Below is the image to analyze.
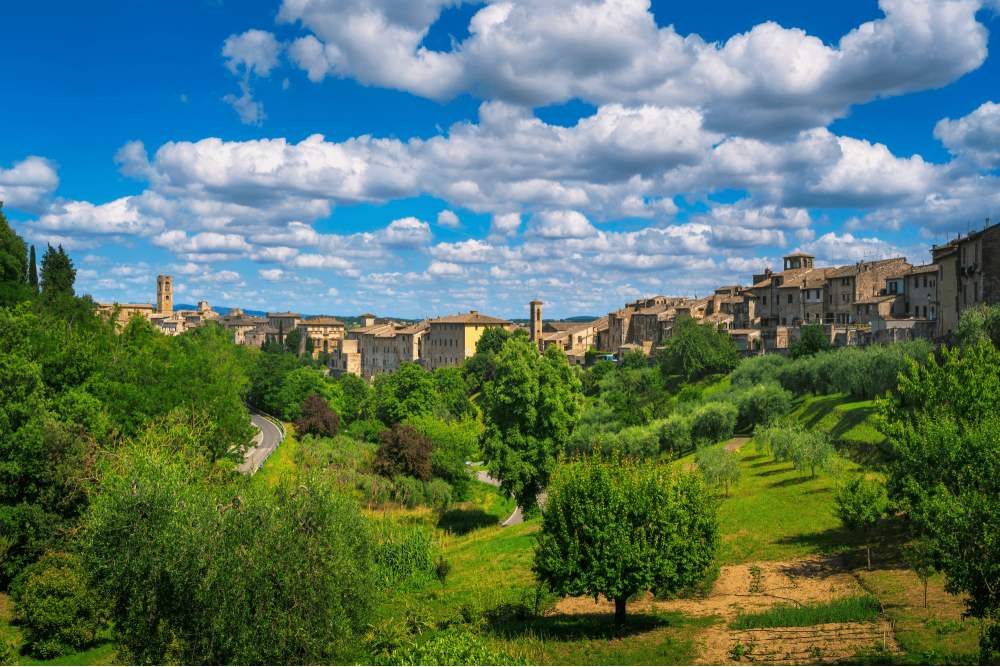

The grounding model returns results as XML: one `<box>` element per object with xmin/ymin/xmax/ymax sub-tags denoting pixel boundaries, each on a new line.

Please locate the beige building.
<box><xmin>267</xmin><ymin>311</ymin><xmax>301</xmax><ymax>332</ymax></box>
<box><xmin>329</xmin><ymin>339</ymin><xmax>362</xmax><ymax>378</ymax></box>
<box><xmin>932</xmin><ymin>221</ymin><xmax>1000</xmax><ymax>336</ymax></box>
<box><xmin>297</xmin><ymin>317</ymin><xmax>346</xmax><ymax>356</ymax></box>
<box><xmin>424</xmin><ymin>311</ymin><xmax>513</xmax><ymax>371</ymax></box>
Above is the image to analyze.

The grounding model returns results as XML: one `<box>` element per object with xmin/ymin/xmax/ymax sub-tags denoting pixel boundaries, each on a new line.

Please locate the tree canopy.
<box><xmin>534</xmin><ymin>451</ymin><xmax>719</xmax><ymax>625</ymax></box>
<box><xmin>789</xmin><ymin>322</ymin><xmax>831</xmax><ymax>360</ymax></box>
<box><xmin>481</xmin><ymin>339</ymin><xmax>583</xmax><ymax>513</ymax></box>
<box><xmin>39</xmin><ymin>244</ymin><xmax>76</xmax><ymax>298</ymax></box>
<box><xmin>656</xmin><ymin>317</ymin><xmax>739</xmax><ymax>381</ymax></box>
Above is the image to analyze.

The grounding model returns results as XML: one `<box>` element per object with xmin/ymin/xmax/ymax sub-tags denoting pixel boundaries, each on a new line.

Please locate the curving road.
<box><xmin>239</xmin><ymin>413</ymin><xmax>283</xmax><ymax>474</ymax></box>
<box><xmin>475</xmin><ymin>469</ymin><xmax>546</xmax><ymax>527</ymax></box>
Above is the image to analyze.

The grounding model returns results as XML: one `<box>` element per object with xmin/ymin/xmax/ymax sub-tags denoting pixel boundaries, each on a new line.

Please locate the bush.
<box><xmin>608</xmin><ymin>424</ymin><xmax>660</xmax><ymax>458</ymax></box>
<box><xmin>13</xmin><ymin>551</ymin><xmax>108</xmax><ymax>658</ymax></box>
<box><xmin>347</xmin><ymin>417</ymin><xmax>389</xmax><ymax>444</ymax></box>
<box><xmin>392</xmin><ymin>630</ymin><xmax>528</xmax><ymax>666</ymax></box>
<box><xmin>294</xmin><ymin>393</ymin><xmax>341</xmax><ymax>438</ymax></box>
<box><xmin>373</xmin><ymin>424</ymin><xmax>434</xmax><ymax>482</ymax></box>
<box><xmin>695</xmin><ymin>445</ymin><xmax>741</xmax><ymax>497</ymax></box>
<box><xmin>735</xmin><ymin>382</ymin><xmax>791</xmax><ymax>428</ymax></box>
<box><xmin>730</xmin><ymin>353</ymin><xmax>789</xmax><ymax>387</ymax></box>
<box><xmin>371</xmin><ymin>524</ymin><xmax>433</xmax><ymax>590</ymax></box>
<box><xmin>690</xmin><ymin>402</ymin><xmax>738</xmax><ymax>443</ymax></box>
<box><xmin>657</xmin><ymin>414</ymin><xmax>692</xmax><ymax>458</ymax></box>
<box><xmin>621</xmin><ymin>347</ymin><xmax>648</xmax><ymax>371</ymax></box>
<box><xmin>675</xmin><ymin>384</ymin><xmax>703</xmax><ymax>403</ymax></box>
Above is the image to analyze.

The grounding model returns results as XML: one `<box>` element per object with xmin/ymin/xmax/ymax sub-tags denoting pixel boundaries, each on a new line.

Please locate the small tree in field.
<box><xmin>835</xmin><ymin>476</ymin><xmax>889</xmax><ymax>570</ymax></box>
<box><xmin>787</xmin><ymin>429</ymin><xmax>835</xmax><ymax>478</ymax></box>
<box><xmin>534</xmin><ymin>450</ymin><xmax>719</xmax><ymax>626</ymax></box>
<box><xmin>294</xmin><ymin>393</ymin><xmax>341</xmax><ymax>438</ymax></box>
<box><xmin>695</xmin><ymin>445</ymin><xmax>741</xmax><ymax>498</ymax></box>
<box><xmin>903</xmin><ymin>537</ymin><xmax>937</xmax><ymax>609</ymax></box>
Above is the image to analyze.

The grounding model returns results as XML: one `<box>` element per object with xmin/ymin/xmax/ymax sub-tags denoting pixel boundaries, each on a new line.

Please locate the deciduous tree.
<box><xmin>835</xmin><ymin>476</ymin><xmax>889</xmax><ymax>570</ymax></box>
<box><xmin>373</xmin><ymin>424</ymin><xmax>434</xmax><ymax>482</ymax></box>
<box><xmin>294</xmin><ymin>393</ymin><xmax>341</xmax><ymax>438</ymax></box>
<box><xmin>534</xmin><ymin>451</ymin><xmax>719</xmax><ymax>626</ymax></box>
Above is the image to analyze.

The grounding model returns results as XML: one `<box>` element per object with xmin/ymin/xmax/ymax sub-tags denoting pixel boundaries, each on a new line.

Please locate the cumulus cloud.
<box><xmin>437</xmin><ymin>209</ymin><xmax>461</xmax><ymax>228</ymax></box>
<box><xmin>0</xmin><ymin>156</ymin><xmax>60</xmax><ymax>213</ymax></box>
<box><xmin>935</xmin><ymin>101</ymin><xmax>1000</xmax><ymax>169</ymax></box>
<box><xmin>221</xmin><ymin>30</ymin><xmax>282</xmax><ymax>126</ymax></box>
<box><xmin>528</xmin><ymin>210</ymin><xmax>598</xmax><ymax>239</ymax></box>
<box><xmin>487</xmin><ymin>213</ymin><xmax>520</xmax><ymax>242</ymax></box>
<box><xmin>150</xmin><ymin>231</ymin><xmax>252</xmax><ymax>262</ymax></box>
<box><xmin>275</xmin><ymin>0</ymin><xmax>990</xmax><ymax>136</ymax></box>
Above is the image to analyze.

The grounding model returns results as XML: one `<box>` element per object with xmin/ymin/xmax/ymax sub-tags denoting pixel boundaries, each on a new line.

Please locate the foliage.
<box><xmin>294</xmin><ymin>392</ymin><xmax>342</xmax><ymax>438</ymax></box>
<box><xmin>657</xmin><ymin>413</ymin><xmax>693</xmax><ymax>459</ymax></box>
<box><xmin>621</xmin><ymin>347</ymin><xmax>648</xmax><ymax>370</ymax></box>
<box><xmin>786</xmin><ymin>428</ymin><xmax>835</xmax><ymax>479</ymax></box>
<box><xmin>475</xmin><ymin>326</ymin><xmax>513</xmax><ymax>357</ymax></box>
<box><xmin>878</xmin><ymin>343</ymin><xmax>1000</xmax><ymax>657</ymax></box>
<box><xmin>481</xmin><ymin>339</ymin><xmax>583</xmax><ymax>514</ymax></box>
<box><xmin>374</xmin><ymin>424</ymin><xmax>435</xmax><ymax>483</ymax></box>
<box><xmin>369</xmin><ymin>362</ymin><xmax>439</xmax><ymax>427</ymax></box>
<box><xmin>435</xmin><ymin>556</ymin><xmax>452</xmax><ymax>589</ymax></box>
<box><xmin>605</xmin><ymin>424</ymin><xmax>660</xmax><ymax>458</ymax></box>
<box><xmin>372</xmin><ymin>523</ymin><xmax>433</xmax><ymax>589</ymax></box>
<box><xmin>534</xmin><ymin>450</ymin><xmax>719</xmax><ymax>626</ymax></box>
<box><xmin>689</xmin><ymin>401</ymin><xmax>738</xmax><ymax>444</ymax></box>
<box><xmin>433</xmin><ymin>366</ymin><xmax>475</xmax><ymax>418</ymax></box>
<box><xmin>284</xmin><ymin>326</ymin><xmax>302</xmax><ymax>352</ymax></box>
<box><xmin>715</xmin><ymin>381</ymin><xmax>792</xmax><ymax>428</ymax></box>
<box><xmin>337</xmin><ymin>373</ymin><xmax>370</xmax><ymax>424</ymax></box>
<box><xmin>584</xmin><ymin>347</ymin><xmax>600</xmax><ymax>364</ymax></box>
<box><xmin>835</xmin><ymin>476</ymin><xmax>889</xmax><ymax>569</ymax></box>
<box><xmin>39</xmin><ymin>244</ymin><xmax>76</xmax><ymax>298</ymax></box>
<box><xmin>83</xmin><ymin>439</ymin><xmax>378</xmax><ymax>665</ymax></box>
<box><xmin>250</xmin><ymin>351</ymin><xmax>340</xmax><ymax>421</ymax></box>
<box><xmin>695</xmin><ymin>445</ymin><xmax>741</xmax><ymax>497</ymax></box>
<box><xmin>564</xmin><ymin>399</ymin><xmax>622</xmax><ymax>455</ymax></box>
<box><xmin>789</xmin><ymin>323</ymin><xmax>831</xmax><ymax>360</ymax></box>
<box><xmin>406</xmin><ymin>412</ymin><xmax>479</xmax><ymax>500</ymax></box>
<box><xmin>0</xmin><ymin>202</ymin><xmax>28</xmax><ymax>287</ymax></box>
<box><xmin>656</xmin><ymin>317</ymin><xmax>739</xmax><ymax>381</ymax></box>
<box><xmin>588</xmin><ymin>359</ymin><xmax>616</xmax><ymax>387</ymax></box>
<box><xmin>903</xmin><ymin>537</ymin><xmax>937</xmax><ymax>608</ymax></box>
<box><xmin>729</xmin><ymin>595</ymin><xmax>879</xmax><ymax>629</ymax></box>
<box><xmin>953</xmin><ymin>303</ymin><xmax>1000</xmax><ymax>351</ymax></box>
<box><xmin>392</xmin><ymin>630</ymin><xmax>529</xmax><ymax>666</ymax></box>
<box><xmin>12</xmin><ymin>551</ymin><xmax>109</xmax><ymax>658</ymax></box>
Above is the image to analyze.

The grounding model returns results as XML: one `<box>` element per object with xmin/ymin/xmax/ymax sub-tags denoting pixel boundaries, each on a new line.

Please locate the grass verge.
<box><xmin>729</xmin><ymin>595</ymin><xmax>879</xmax><ymax>630</ymax></box>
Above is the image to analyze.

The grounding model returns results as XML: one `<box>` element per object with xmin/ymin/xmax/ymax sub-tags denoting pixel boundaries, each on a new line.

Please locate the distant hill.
<box><xmin>174</xmin><ymin>304</ymin><xmax>421</xmax><ymax>325</ymax></box>
<box><xmin>564</xmin><ymin>316</ymin><xmax>598</xmax><ymax>322</ymax></box>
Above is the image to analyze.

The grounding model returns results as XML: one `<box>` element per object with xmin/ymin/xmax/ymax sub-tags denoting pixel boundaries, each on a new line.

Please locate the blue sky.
<box><xmin>2</xmin><ymin>0</ymin><xmax>999</xmax><ymax>319</ymax></box>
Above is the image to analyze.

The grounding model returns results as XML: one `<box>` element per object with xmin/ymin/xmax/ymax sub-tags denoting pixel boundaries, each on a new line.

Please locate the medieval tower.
<box><xmin>157</xmin><ymin>275</ymin><xmax>173</xmax><ymax>314</ymax></box>
<box><xmin>529</xmin><ymin>298</ymin><xmax>542</xmax><ymax>349</ymax></box>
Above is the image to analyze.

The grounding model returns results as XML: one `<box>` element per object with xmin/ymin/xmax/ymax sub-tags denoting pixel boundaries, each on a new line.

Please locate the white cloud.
<box><xmin>33</xmin><ymin>197</ymin><xmax>165</xmax><ymax>237</ymax></box>
<box><xmin>437</xmin><ymin>209</ymin><xmax>461</xmax><ymax>228</ymax></box>
<box><xmin>150</xmin><ymin>231</ymin><xmax>252</xmax><ymax>262</ymax></box>
<box><xmin>326</xmin><ymin>286</ymin><xmax>339</xmax><ymax>296</ymax></box>
<box><xmin>276</xmin><ymin>0</ymin><xmax>990</xmax><ymax>136</ymax></box>
<box><xmin>223</xmin><ymin>81</ymin><xmax>267</xmax><ymax>126</ymax></box>
<box><xmin>222</xmin><ymin>29</ymin><xmax>282</xmax><ymax>78</ymax></box>
<box><xmin>258</xmin><ymin>268</ymin><xmax>296</xmax><ymax>282</ymax></box>
<box><xmin>528</xmin><ymin>210</ymin><xmax>598</xmax><ymax>239</ymax></box>
<box><xmin>0</xmin><ymin>156</ymin><xmax>60</xmax><ymax>213</ymax></box>
<box><xmin>487</xmin><ymin>212</ymin><xmax>520</xmax><ymax>242</ymax></box>
<box><xmin>935</xmin><ymin>101</ymin><xmax>1000</xmax><ymax>169</ymax></box>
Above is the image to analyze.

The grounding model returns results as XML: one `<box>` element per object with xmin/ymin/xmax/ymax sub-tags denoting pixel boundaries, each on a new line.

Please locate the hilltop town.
<box><xmin>98</xmin><ymin>219</ymin><xmax>998</xmax><ymax>379</ymax></box>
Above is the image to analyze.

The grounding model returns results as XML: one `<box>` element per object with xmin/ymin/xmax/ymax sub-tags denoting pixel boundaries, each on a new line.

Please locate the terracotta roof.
<box><xmin>826</xmin><ymin>258</ymin><xmax>907</xmax><ymax>279</ymax></box>
<box><xmin>431</xmin><ymin>312</ymin><xmax>512</xmax><ymax>325</ymax></box>
<box><xmin>350</xmin><ymin>323</ymin><xmax>396</xmax><ymax>334</ymax></box>
<box><xmin>784</xmin><ymin>252</ymin><xmax>815</xmax><ymax>258</ymax></box>
<box><xmin>855</xmin><ymin>294</ymin><xmax>898</xmax><ymax>305</ymax></box>
<box><xmin>396</xmin><ymin>320</ymin><xmax>430</xmax><ymax>335</ymax></box>
<box><xmin>358</xmin><ymin>313</ymin><xmax>376</xmax><ymax>317</ymax></box>
<box><xmin>544</xmin><ymin>321</ymin><xmax>576</xmax><ymax>331</ymax></box>
<box><xmin>890</xmin><ymin>264</ymin><xmax>940</xmax><ymax>278</ymax></box>
<box><xmin>98</xmin><ymin>302</ymin><xmax>155</xmax><ymax>308</ymax></box>
<box><xmin>636</xmin><ymin>304</ymin><xmax>669</xmax><ymax>315</ymax></box>
<box><xmin>267</xmin><ymin>311</ymin><xmax>301</xmax><ymax>318</ymax></box>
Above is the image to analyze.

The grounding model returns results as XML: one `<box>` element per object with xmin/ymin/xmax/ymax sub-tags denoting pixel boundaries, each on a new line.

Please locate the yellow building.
<box><xmin>425</xmin><ymin>311</ymin><xmax>513</xmax><ymax>371</ymax></box>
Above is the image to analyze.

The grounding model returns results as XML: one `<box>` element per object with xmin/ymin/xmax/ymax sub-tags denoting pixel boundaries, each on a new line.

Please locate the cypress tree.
<box><xmin>29</xmin><ymin>245</ymin><xmax>38</xmax><ymax>290</ymax></box>
<box><xmin>278</xmin><ymin>320</ymin><xmax>284</xmax><ymax>348</ymax></box>
<box><xmin>40</xmin><ymin>244</ymin><xmax>77</xmax><ymax>297</ymax></box>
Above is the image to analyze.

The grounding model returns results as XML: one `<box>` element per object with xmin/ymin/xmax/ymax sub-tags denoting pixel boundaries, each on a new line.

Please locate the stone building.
<box><xmin>225</xmin><ymin>317</ymin><xmax>263</xmax><ymax>345</ymax></box>
<box><xmin>539</xmin><ymin>317</ymin><xmax>606</xmax><ymax>355</ymax></box>
<box><xmin>931</xmin><ymin>221</ymin><xmax>1000</xmax><ymax>336</ymax></box>
<box><xmin>824</xmin><ymin>258</ymin><xmax>910</xmax><ymax>324</ymax></box>
<box><xmin>424</xmin><ymin>311</ymin><xmax>513</xmax><ymax>371</ymax></box>
<box><xmin>156</xmin><ymin>275</ymin><xmax>173</xmax><ymax>313</ymax></box>
<box><xmin>884</xmin><ymin>264</ymin><xmax>940</xmax><ymax>320</ymax></box>
<box><xmin>297</xmin><ymin>317</ymin><xmax>346</xmax><ymax>356</ymax></box>
<box><xmin>267</xmin><ymin>311</ymin><xmax>301</xmax><ymax>332</ymax></box>
<box><xmin>328</xmin><ymin>339</ymin><xmax>362</xmax><ymax>378</ymax></box>
<box><xmin>347</xmin><ymin>322</ymin><xmax>398</xmax><ymax>380</ymax></box>
<box><xmin>529</xmin><ymin>299</ymin><xmax>543</xmax><ymax>350</ymax></box>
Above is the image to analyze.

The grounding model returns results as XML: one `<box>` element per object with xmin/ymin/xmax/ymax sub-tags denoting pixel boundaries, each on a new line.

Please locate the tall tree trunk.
<box><xmin>614</xmin><ymin>596</ymin><xmax>627</xmax><ymax>627</ymax></box>
<box><xmin>867</xmin><ymin>544</ymin><xmax>872</xmax><ymax>570</ymax></box>
<box><xmin>924</xmin><ymin>579</ymin><xmax>928</xmax><ymax>608</ymax></box>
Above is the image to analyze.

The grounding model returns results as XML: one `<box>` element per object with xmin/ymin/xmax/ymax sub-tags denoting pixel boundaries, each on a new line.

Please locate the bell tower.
<box><xmin>529</xmin><ymin>299</ymin><xmax>543</xmax><ymax>350</ymax></box>
<box><xmin>157</xmin><ymin>275</ymin><xmax>173</xmax><ymax>314</ymax></box>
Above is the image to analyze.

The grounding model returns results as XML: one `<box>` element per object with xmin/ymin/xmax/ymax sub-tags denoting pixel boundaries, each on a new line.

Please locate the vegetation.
<box><xmin>729</xmin><ymin>595</ymin><xmax>879</xmax><ymax>630</ymax></box>
<box><xmin>374</xmin><ymin>424</ymin><xmax>435</xmax><ymax>482</ymax></box>
<box><xmin>695</xmin><ymin>445</ymin><xmax>741</xmax><ymax>497</ymax></box>
<box><xmin>294</xmin><ymin>393</ymin><xmax>342</xmax><ymax>438</ymax></box>
<box><xmin>835</xmin><ymin>476</ymin><xmax>890</xmax><ymax>569</ymax></box>
<box><xmin>480</xmin><ymin>339</ymin><xmax>583</xmax><ymax>514</ymax></box>
<box><xmin>656</xmin><ymin>316</ymin><xmax>739</xmax><ymax>380</ymax></box>
<box><xmin>789</xmin><ymin>322</ymin><xmax>831</xmax><ymax>359</ymax></box>
<box><xmin>534</xmin><ymin>451</ymin><xmax>719</xmax><ymax>626</ymax></box>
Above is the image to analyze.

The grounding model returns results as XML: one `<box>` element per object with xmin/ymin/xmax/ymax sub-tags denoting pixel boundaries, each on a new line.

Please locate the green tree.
<box><xmin>835</xmin><ymin>476</ymin><xmax>889</xmax><ymax>570</ymax></box>
<box><xmin>39</xmin><ymin>244</ymin><xmax>76</xmax><ymax>297</ymax></box>
<box><xmin>305</xmin><ymin>335</ymin><xmax>315</xmax><ymax>355</ymax></box>
<box><xmin>787</xmin><ymin>429</ymin><xmax>835</xmax><ymax>479</ymax></box>
<box><xmin>475</xmin><ymin>326</ymin><xmax>512</xmax><ymax>356</ymax></box>
<box><xmin>433</xmin><ymin>366</ymin><xmax>475</xmax><ymax>418</ymax></box>
<box><xmin>695</xmin><ymin>445</ymin><xmax>741</xmax><ymax>498</ymax></box>
<box><xmin>621</xmin><ymin>347</ymin><xmax>648</xmax><ymax>370</ymax></box>
<box><xmin>29</xmin><ymin>244</ymin><xmax>38</xmax><ymax>291</ymax></box>
<box><xmin>284</xmin><ymin>326</ymin><xmax>302</xmax><ymax>353</ymax></box>
<box><xmin>336</xmin><ymin>373</ymin><xmax>370</xmax><ymax>424</ymax></box>
<box><xmin>278</xmin><ymin>320</ymin><xmax>285</xmax><ymax>348</ymax></box>
<box><xmin>657</xmin><ymin>317</ymin><xmax>739</xmax><ymax>381</ymax></box>
<box><xmin>534</xmin><ymin>451</ymin><xmax>719</xmax><ymax>626</ymax></box>
<box><xmin>294</xmin><ymin>393</ymin><xmax>341</xmax><ymax>438</ymax></box>
<box><xmin>83</xmin><ymin>432</ymin><xmax>378</xmax><ymax>665</ymax></box>
<box><xmin>369</xmin><ymin>362</ymin><xmax>438</xmax><ymax>426</ymax></box>
<box><xmin>954</xmin><ymin>303</ymin><xmax>1000</xmax><ymax>351</ymax></box>
<box><xmin>0</xmin><ymin>202</ymin><xmax>28</xmax><ymax>286</ymax></box>
<box><xmin>878</xmin><ymin>343</ymin><xmax>1000</xmax><ymax>662</ymax></box>
<box><xmin>789</xmin><ymin>323</ymin><xmax>831</xmax><ymax>360</ymax></box>
<box><xmin>584</xmin><ymin>347</ymin><xmax>599</xmax><ymax>364</ymax></box>
<box><xmin>12</xmin><ymin>551</ymin><xmax>109</xmax><ymax>658</ymax></box>
<box><xmin>481</xmin><ymin>339</ymin><xmax>583</xmax><ymax>513</ymax></box>
<box><xmin>903</xmin><ymin>537</ymin><xmax>936</xmax><ymax>609</ymax></box>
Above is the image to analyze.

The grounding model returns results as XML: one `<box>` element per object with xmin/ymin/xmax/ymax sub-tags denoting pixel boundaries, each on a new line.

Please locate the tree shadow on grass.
<box><xmin>773</xmin><ymin>524</ymin><xmax>858</xmax><ymax>553</ymax></box>
<box><xmin>436</xmin><ymin>508</ymin><xmax>499</xmax><ymax>535</ymax></box>
<box><xmin>768</xmin><ymin>475</ymin><xmax>813</xmax><ymax>488</ymax></box>
<box><xmin>494</xmin><ymin>609</ymin><xmax>711</xmax><ymax>643</ymax></box>
<box><xmin>757</xmin><ymin>467</ymin><xmax>793</xmax><ymax>477</ymax></box>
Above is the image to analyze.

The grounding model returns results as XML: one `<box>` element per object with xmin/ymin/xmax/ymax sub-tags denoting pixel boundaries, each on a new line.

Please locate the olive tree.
<box><xmin>533</xmin><ymin>451</ymin><xmax>719</xmax><ymax>626</ymax></box>
<box><xmin>695</xmin><ymin>445</ymin><xmax>741</xmax><ymax>498</ymax></box>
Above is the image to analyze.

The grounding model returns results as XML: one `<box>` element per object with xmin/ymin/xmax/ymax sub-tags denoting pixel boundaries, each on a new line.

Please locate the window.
<box><xmin>829</xmin><ymin>295</ymin><xmax>833</xmax><ymax>304</ymax></box>
<box><xmin>762</xmin><ymin>296</ymin><xmax>767</xmax><ymax>305</ymax></box>
<box><xmin>975</xmin><ymin>282</ymin><xmax>979</xmax><ymax>302</ymax></box>
<box><xmin>923</xmin><ymin>275</ymin><xmax>927</xmax><ymax>288</ymax></box>
<box><xmin>788</xmin><ymin>294</ymin><xmax>794</xmax><ymax>304</ymax></box>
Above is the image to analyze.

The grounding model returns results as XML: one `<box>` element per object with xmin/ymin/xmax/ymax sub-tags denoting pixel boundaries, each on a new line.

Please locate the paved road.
<box><xmin>238</xmin><ymin>413</ymin><xmax>283</xmax><ymax>474</ymax></box>
<box><xmin>475</xmin><ymin>470</ymin><xmax>546</xmax><ymax>527</ymax></box>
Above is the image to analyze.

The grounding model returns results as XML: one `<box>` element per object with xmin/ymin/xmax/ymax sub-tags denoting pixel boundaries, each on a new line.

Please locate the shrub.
<box><xmin>730</xmin><ymin>353</ymin><xmax>789</xmax><ymax>387</ymax></box>
<box><xmin>393</xmin><ymin>630</ymin><xmax>528</xmax><ymax>666</ymax></box>
<box><xmin>347</xmin><ymin>417</ymin><xmax>390</xmax><ymax>444</ymax></box>
<box><xmin>657</xmin><ymin>414</ymin><xmax>692</xmax><ymax>458</ymax></box>
<box><xmin>294</xmin><ymin>393</ymin><xmax>341</xmax><ymax>438</ymax></box>
<box><xmin>371</xmin><ymin>524</ymin><xmax>433</xmax><ymax>590</ymax></box>
<box><xmin>695</xmin><ymin>445</ymin><xmax>741</xmax><ymax>497</ymax></box>
<box><xmin>621</xmin><ymin>347</ymin><xmax>648</xmax><ymax>371</ymax></box>
<box><xmin>675</xmin><ymin>384</ymin><xmax>703</xmax><ymax>403</ymax></box>
<box><xmin>690</xmin><ymin>402</ymin><xmax>738</xmax><ymax>444</ymax></box>
<box><xmin>609</xmin><ymin>424</ymin><xmax>660</xmax><ymax>458</ymax></box>
<box><xmin>737</xmin><ymin>382</ymin><xmax>792</xmax><ymax>428</ymax></box>
<box><xmin>835</xmin><ymin>476</ymin><xmax>889</xmax><ymax>569</ymax></box>
<box><xmin>13</xmin><ymin>551</ymin><xmax>108</xmax><ymax>658</ymax></box>
<box><xmin>373</xmin><ymin>424</ymin><xmax>434</xmax><ymax>482</ymax></box>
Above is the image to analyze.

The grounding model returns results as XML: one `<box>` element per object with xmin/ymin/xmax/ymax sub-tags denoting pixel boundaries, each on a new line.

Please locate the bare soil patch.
<box><xmin>552</xmin><ymin>556</ymin><xmax>901</xmax><ymax>664</ymax></box>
